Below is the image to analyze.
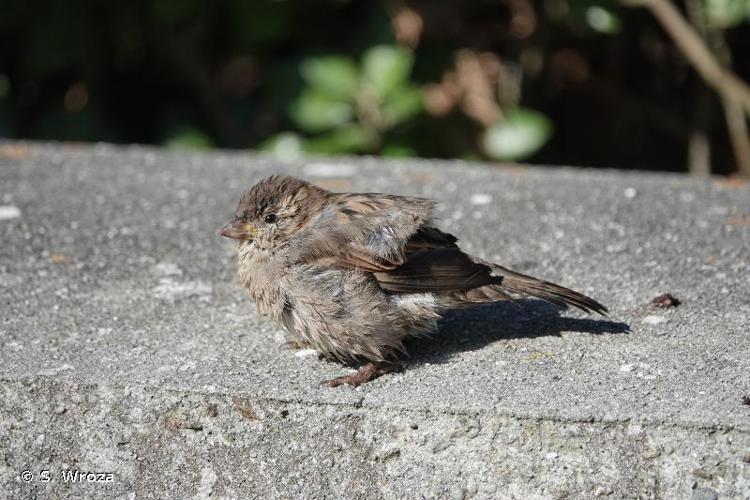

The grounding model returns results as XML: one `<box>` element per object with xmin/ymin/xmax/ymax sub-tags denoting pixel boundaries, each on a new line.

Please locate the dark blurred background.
<box><xmin>1</xmin><ymin>0</ymin><xmax>749</xmax><ymax>175</ymax></box>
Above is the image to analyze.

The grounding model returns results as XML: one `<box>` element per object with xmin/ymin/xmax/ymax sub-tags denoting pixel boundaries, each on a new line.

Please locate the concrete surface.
<box><xmin>1</xmin><ymin>142</ymin><xmax>749</xmax><ymax>499</ymax></box>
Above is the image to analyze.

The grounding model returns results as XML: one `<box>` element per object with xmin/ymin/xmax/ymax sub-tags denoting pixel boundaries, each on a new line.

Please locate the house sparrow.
<box><xmin>220</xmin><ymin>175</ymin><xmax>607</xmax><ymax>387</ymax></box>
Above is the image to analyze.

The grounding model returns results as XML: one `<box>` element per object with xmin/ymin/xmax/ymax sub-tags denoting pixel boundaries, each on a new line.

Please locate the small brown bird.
<box><xmin>220</xmin><ymin>175</ymin><xmax>606</xmax><ymax>387</ymax></box>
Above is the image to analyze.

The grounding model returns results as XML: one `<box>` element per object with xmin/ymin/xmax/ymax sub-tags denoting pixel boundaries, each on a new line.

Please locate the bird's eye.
<box><xmin>264</xmin><ymin>213</ymin><xmax>277</xmax><ymax>224</ymax></box>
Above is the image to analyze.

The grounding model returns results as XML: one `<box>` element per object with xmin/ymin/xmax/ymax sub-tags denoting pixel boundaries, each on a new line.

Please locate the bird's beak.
<box><xmin>219</xmin><ymin>220</ymin><xmax>256</xmax><ymax>240</ymax></box>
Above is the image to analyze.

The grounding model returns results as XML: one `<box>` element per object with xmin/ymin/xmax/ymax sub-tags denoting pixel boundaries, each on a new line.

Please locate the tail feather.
<box><xmin>451</xmin><ymin>285</ymin><xmax>515</xmax><ymax>304</ymax></box>
<box><xmin>491</xmin><ymin>264</ymin><xmax>608</xmax><ymax>315</ymax></box>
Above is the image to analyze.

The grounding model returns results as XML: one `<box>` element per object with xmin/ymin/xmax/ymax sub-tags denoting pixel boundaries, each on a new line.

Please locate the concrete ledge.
<box><xmin>1</xmin><ymin>142</ymin><xmax>749</xmax><ymax>498</ymax></box>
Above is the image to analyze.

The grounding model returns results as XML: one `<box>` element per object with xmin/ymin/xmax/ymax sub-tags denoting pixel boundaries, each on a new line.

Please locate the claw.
<box><xmin>322</xmin><ymin>362</ymin><xmax>400</xmax><ymax>388</ymax></box>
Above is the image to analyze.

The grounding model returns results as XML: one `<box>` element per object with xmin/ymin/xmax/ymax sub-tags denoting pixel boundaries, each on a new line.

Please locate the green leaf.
<box><xmin>305</xmin><ymin>126</ymin><xmax>377</xmax><ymax>154</ymax></box>
<box><xmin>381</xmin><ymin>143</ymin><xmax>417</xmax><ymax>158</ymax></box>
<box><xmin>164</xmin><ymin>127</ymin><xmax>214</xmax><ymax>150</ymax></box>
<box><xmin>290</xmin><ymin>89</ymin><xmax>354</xmax><ymax>133</ymax></box>
<box><xmin>481</xmin><ymin>108</ymin><xmax>553</xmax><ymax>161</ymax></box>
<box><xmin>704</xmin><ymin>0</ymin><xmax>750</xmax><ymax>28</ymax></box>
<box><xmin>300</xmin><ymin>56</ymin><xmax>360</xmax><ymax>100</ymax></box>
<box><xmin>258</xmin><ymin>132</ymin><xmax>305</xmax><ymax>160</ymax></box>
<box><xmin>382</xmin><ymin>85</ymin><xmax>423</xmax><ymax>127</ymax></box>
<box><xmin>361</xmin><ymin>45</ymin><xmax>413</xmax><ymax>99</ymax></box>
<box><xmin>584</xmin><ymin>5</ymin><xmax>622</xmax><ymax>34</ymax></box>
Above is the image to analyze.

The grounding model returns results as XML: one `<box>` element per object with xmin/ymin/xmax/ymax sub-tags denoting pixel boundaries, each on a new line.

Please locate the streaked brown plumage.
<box><xmin>221</xmin><ymin>175</ymin><xmax>607</xmax><ymax>387</ymax></box>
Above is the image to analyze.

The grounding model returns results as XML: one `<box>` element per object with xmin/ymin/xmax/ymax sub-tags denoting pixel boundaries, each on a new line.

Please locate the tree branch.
<box><xmin>624</xmin><ymin>0</ymin><xmax>750</xmax><ymax>116</ymax></box>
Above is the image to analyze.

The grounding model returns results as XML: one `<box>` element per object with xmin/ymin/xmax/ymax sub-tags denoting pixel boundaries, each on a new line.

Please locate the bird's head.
<box><xmin>220</xmin><ymin>175</ymin><xmax>326</xmax><ymax>249</ymax></box>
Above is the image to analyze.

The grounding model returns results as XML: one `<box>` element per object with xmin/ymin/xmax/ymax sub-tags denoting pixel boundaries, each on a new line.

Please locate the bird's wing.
<box><xmin>293</xmin><ymin>198</ymin><xmax>605</xmax><ymax>313</ymax></box>
<box><xmin>375</xmin><ymin>231</ymin><xmax>607</xmax><ymax>313</ymax></box>
<box><xmin>290</xmin><ymin>192</ymin><xmax>503</xmax><ymax>292</ymax></box>
<box><xmin>291</xmin><ymin>192</ymin><xmax>435</xmax><ymax>271</ymax></box>
<box><xmin>370</xmin><ymin>225</ymin><xmax>503</xmax><ymax>292</ymax></box>
<box><xmin>290</xmin><ymin>191</ymin><xmax>501</xmax><ymax>292</ymax></box>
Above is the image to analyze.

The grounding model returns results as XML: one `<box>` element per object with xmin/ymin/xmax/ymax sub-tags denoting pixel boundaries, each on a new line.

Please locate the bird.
<box><xmin>220</xmin><ymin>175</ymin><xmax>607</xmax><ymax>387</ymax></box>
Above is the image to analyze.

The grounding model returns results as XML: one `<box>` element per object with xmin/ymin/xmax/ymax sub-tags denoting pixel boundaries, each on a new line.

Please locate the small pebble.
<box><xmin>303</xmin><ymin>162</ymin><xmax>356</xmax><ymax>177</ymax></box>
<box><xmin>643</xmin><ymin>315</ymin><xmax>668</xmax><ymax>325</ymax></box>
<box><xmin>294</xmin><ymin>349</ymin><xmax>318</xmax><ymax>358</ymax></box>
<box><xmin>469</xmin><ymin>193</ymin><xmax>492</xmax><ymax>205</ymax></box>
<box><xmin>651</xmin><ymin>293</ymin><xmax>680</xmax><ymax>308</ymax></box>
<box><xmin>0</xmin><ymin>205</ymin><xmax>21</xmax><ymax>220</ymax></box>
<box><xmin>449</xmin><ymin>485</ymin><xmax>466</xmax><ymax>500</ymax></box>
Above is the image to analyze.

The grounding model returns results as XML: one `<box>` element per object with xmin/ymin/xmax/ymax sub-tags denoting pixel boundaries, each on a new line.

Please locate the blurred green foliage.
<box><xmin>704</xmin><ymin>0</ymin><xmax>750</xmax><ymax>28</ymax></box>
<box><xmin>482</xmin><ymin>109</ymin><xmax>554</xmax><ymax>161</ymax></box>
<box><xmin>264</xmin><ymin>45</ymin><xmax>422</xmax><ymax>157</ymax></box>
<box><xmin>0</xmin><ymin>0</ymin><xmax>748</xmax><ymax>171</ymax></box>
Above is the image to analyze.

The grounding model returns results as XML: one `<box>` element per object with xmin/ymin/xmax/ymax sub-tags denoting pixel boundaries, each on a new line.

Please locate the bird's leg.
<box><xmin>323</xmin><ymin>362</ymin><xmax>400</xmax><ymax>388</ymax></box>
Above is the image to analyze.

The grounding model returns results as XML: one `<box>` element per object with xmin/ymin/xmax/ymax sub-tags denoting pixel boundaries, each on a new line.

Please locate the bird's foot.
<box><xmin>323</xmin><ymin>362</ymin><xmax>401</xmax><ymax>388</ymax></box>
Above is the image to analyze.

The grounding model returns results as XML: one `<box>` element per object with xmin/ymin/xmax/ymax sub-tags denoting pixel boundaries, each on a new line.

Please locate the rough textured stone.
<box><xmin>1</xmin><ymin>142</ymin><xmax>749</xmax><ymax>498</ymax></box>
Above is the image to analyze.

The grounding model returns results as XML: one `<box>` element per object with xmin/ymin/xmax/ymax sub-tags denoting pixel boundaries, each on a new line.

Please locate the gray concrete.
<box><xmin>1</xmin><ymin>142</ymin><xmax>749</xmax><ymax>499</ymax></box>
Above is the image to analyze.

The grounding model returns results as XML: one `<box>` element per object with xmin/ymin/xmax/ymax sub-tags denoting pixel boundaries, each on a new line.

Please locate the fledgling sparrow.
<box><xmin>220</xmin><ymin>175</ymin><xmax>607</xmax><ymax>387</ymax></box>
